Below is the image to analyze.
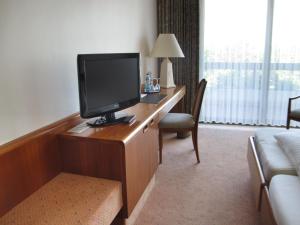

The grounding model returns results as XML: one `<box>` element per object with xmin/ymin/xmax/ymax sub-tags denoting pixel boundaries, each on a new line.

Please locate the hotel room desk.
<box><xmin>59</xmin><ymin>86</ymin><xmax>185</xmax><ymax>218</ymax></box>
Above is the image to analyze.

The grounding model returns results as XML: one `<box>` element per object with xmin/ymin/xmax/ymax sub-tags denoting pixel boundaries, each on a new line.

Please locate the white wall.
<box><xmin>0</xmin><ymin>0</ymin><xmax>157</xmax><ymax>145</ymax></box>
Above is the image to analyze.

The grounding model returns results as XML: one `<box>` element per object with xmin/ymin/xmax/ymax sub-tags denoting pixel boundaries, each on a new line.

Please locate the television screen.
<box><xmin>77</xmin><ymin>53</ymin><xmax>140</xmax><ymax>118</ymax></box>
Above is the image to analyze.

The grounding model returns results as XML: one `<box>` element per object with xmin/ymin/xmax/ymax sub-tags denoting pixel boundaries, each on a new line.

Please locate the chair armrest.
<box><xmin>289</xmin><ymin>96</ymin><xmax>300</xmax><ymax>101</ymax></box>
<box><xmin>288</xmin><ymin>96</ymin><xmax>300</xmax><ymax>113</ymax></box>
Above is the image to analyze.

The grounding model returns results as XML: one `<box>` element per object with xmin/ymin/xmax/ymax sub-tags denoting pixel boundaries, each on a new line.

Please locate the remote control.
<box><xmin>123</xmin><ymin>115</ymin><xmax>136</xmax><ymax>124</ymax></box>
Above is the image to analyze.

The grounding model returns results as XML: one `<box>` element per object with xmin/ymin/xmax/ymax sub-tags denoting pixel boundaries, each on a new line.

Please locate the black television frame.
<box><xmin>77</xmin><ymin>53</ymin><xmax>140</xmax><ymax>122</ymax></box>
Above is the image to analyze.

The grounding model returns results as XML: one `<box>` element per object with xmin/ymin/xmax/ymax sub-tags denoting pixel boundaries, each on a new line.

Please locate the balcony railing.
<box><xmin>204</xmin><ymin>62</ymin><xmax>300</xmax><ymax>70</ymax></box>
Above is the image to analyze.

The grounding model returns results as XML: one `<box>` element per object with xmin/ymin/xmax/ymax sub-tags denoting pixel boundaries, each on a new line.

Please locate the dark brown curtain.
<box><xmin>157</xmin><ymin>0</ymin><xmax>199</xmax><ymax>113</ymax></box>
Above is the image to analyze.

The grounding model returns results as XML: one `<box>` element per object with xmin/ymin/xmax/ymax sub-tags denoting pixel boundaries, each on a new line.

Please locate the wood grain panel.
<box><xmin>60</xmin><ymin>138</ymin><xmax>124</xmax><ymax>181</ymax></box>
<box><xmin>124</xmin><ymin>120</ymin><xmax>159</xmax><ymax>216</ymax></box>
<box><xmin>0</xmin><ymin>113</ymin><xmax>82</xmax><ymax>217</ymax></box>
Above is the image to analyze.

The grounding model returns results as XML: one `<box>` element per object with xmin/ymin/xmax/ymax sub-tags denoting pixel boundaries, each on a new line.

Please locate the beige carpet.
<box><xmin>135</xmin><ymin>125</ymin><xmax>260</xmax><ymax>225</ymax></box>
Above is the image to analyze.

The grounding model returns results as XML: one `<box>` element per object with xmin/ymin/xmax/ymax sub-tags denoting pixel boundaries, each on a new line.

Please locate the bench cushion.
<box><xmin>255</xmin><ymin>128</ymin><xmax>297</xmax><ymax>182</ymax></box>
<box><xmin>0</xmin><ymin>173</ymin><xmax>122</xmax><ymax>225</ymax></box>
<box><xmin>269</xmin><ymin>175</ymin><xmax>300</xmax><ymax>225</ymax></box>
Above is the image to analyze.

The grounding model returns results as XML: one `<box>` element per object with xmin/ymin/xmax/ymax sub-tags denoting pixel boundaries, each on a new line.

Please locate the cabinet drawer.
<box><xmin>124</xmin><ymin>120</ymin><xmax>159</xmax><ymax>217</ymax></box>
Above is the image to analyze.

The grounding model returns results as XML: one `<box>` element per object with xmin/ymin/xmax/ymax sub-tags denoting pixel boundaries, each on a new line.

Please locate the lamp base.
<box><xmin>160</xmin><ymin>58</ymin><xmax>176</xmax><ymax>88</ymax></box>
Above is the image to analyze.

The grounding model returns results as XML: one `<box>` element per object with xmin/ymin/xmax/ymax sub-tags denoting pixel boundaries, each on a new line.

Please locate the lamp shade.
<box><xmin>151</xmin><ymin>34</ymin><xmax>184</xmax><ymax>58</ymax></box>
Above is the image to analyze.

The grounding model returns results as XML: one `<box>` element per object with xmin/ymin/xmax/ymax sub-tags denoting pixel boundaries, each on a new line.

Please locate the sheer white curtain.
<box><xmin>200</xmin><ymin>0</ymin><xmax>300</xmax><ymax>126</ymax></box>
<box><xmin>266</xmin><ymin>0</ymin><xmax>300</xmax><ymax>125</ymax></box>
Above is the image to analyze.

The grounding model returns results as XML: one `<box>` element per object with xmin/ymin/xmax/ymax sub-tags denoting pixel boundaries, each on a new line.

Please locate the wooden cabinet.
<box><xmin>59</xmin><ymin>86</ymin><xmax>185</xmax><ymax>218</ymax></box>
<box><xmin>124</xmin><ymin>117</ymin><xmax>159</xmax><ymax>214</ymax></box>
<box><xmin>60</xmin><ymin>124</ymin><xmax>157</xmax><ymax>217</ymax></box>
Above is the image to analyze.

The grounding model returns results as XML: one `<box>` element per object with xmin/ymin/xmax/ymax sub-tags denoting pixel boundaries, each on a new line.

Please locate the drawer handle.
<box><xmin>150</xmin><ymin>119</ymin><xmax>154</xmax><ymax>126</ymax></box>
<box><xmin>143</xmin><ymin>124</ymin><xmax>149</xmax><ymax>133</ymax></box>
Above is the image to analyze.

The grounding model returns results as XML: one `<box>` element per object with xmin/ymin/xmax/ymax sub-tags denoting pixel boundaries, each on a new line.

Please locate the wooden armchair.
<box><xmin>286</xmin><ymin>96</ymin><xmax>300</xmax><ymax>129</ymax></box>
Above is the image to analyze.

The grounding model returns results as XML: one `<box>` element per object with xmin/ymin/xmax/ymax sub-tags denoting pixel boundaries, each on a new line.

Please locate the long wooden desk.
<box><xmin>59</xmin><ymin>86</ymin><xmax>185</xmax><ymax>218</ymax></box>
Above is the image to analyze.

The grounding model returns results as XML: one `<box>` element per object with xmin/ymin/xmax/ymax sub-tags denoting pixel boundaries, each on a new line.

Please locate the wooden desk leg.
<box><xmin>159</xmin><ymin>130</ymin><xmax>163</xmax><ymax>164</ymax></box>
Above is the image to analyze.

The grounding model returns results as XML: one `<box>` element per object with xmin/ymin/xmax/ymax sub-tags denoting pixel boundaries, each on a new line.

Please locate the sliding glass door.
<box><xmin>200</xmin><ymin>0</ymin><xmax>300</xmax><ymax>126</ymax></box>
<box><xmin>266</xmin><ymin>0</ymin><xmax>300</xmax><ymax>125</ymax></box>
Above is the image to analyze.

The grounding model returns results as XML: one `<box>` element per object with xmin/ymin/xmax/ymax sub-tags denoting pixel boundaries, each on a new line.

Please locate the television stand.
<box><xmin>87</xmin><ymin>113</ymin><xmax>136</xmax><ymax>127</ymax></box>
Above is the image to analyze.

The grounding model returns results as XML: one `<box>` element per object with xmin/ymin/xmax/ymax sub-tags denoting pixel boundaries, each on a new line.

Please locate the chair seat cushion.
<box><xmin>159</xmin><ymin>113</ymin><xmax>195</xmax><ymax>129</ymax></box>
<box><xmin>290</xmin><ymin>109</ymin><xmax>300</xmax><ymax>118</ymax></box>
<box><xmin>0</xmin><ymin>173</ymin><xmax>122</xmax><ymax>225</ymax></box>
<box><xmin>254</xmin><ymin>128</ymin><xmax>297</xmax><ymax>182</ymax></box>
<box><xmin>269</xmin><ymin>175</ymin><xmax>300</xmax><ymax>225</ymax></box>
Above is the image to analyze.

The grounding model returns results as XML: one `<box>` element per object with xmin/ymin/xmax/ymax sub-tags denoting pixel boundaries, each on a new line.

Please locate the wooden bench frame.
<box><xmin>247</xmin><ymin>136</ymin><xmax>277</xmax><ymax>225</ymax></box>
<box><xmin>0</xmin><ymin>113</ymin><xmax>124</xmax><ymax>224</ymax></box>
<box><xmin>0</xmin><ymin>113</ymin><xmax>83</xmax><ymax>217</ymax></box>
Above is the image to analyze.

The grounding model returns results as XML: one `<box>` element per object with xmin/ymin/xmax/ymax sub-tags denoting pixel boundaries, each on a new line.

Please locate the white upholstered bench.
<box><xmin>0</xmin><ymin>173</ymin><xmax>122</xmax><ymax>225</ymax></box>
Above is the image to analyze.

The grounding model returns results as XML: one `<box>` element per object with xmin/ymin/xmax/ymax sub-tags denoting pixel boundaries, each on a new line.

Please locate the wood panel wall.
<box><xmin>0</xmin><ymin>113</ymin><xmax>82</xmax><ymax>217</ymax></box>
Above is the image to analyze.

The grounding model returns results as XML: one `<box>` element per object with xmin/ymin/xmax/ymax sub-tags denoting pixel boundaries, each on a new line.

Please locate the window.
<box><xmin>200</xmin><ymin>0</ymin><xmax>300</xmax><ymax>126</ymax></box>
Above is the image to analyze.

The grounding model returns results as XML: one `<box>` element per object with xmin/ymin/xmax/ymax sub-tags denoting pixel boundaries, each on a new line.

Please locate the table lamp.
<box><xmin>151</xmin><ymin>34</ymin><xmax>184</xmax><ymax>88</ymax></box>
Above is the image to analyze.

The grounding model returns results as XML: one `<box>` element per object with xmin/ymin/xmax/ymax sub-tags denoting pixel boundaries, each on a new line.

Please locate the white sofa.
<box><xmin>254</xmin><ymin>128</ymin><xmax>297</xmax><ymax>182</ymax></box>
<box><xmin>248</xmin><ymin>128</ymin><xmax>300</xmax><ymax>225</ymax></box>
<box><xmin>269</xmin><ymin>175</ymin><xmax>300</xmax><ymax>225</ymax></box>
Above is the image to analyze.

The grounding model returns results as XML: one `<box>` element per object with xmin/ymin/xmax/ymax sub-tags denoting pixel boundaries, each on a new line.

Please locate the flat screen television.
<box><xmin>77</xmin><ymin>53</ymin><xmax>140</xmax><ymax>126</ymax></box>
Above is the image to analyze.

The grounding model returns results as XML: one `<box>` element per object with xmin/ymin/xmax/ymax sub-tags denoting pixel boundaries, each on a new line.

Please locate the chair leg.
<box><xmin>287</xmin><ymin>117</ymin><xmax>291</xmax><ymax>129</ymax></box>
<box><xmin>159</xmin><ymin>129</ymin><xmax>163</xmax><ymax>164</ymax></box>
<box><xmin>192</xmin><ymin>129</ymin><xmax>200</xmax><ymax>163</ymax></box>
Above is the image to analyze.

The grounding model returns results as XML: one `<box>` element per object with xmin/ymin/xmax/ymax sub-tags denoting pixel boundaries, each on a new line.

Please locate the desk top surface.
<box><xmin>61</xmin><ymin>86</ymin><xmax>185</xmax><ymax>143</ymax></box>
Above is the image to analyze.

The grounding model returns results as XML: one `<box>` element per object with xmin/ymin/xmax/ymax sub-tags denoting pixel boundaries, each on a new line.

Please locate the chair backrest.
<box><xmin>192</xmin><ymin>79</ymin><xmax>207</xmax><ymax>125</ymax></box>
